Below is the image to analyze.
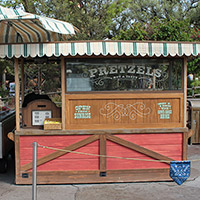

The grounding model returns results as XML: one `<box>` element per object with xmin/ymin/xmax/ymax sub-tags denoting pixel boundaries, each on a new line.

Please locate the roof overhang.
<box><xmin>0</xmin><ymin>40</ymin><xmax>199</xmax><ymax>59</ymax></box>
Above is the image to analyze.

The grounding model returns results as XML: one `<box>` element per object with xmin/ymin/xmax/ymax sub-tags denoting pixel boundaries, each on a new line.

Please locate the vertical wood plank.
<box><xmin>191</xmin><ymin>109</ymin><xmax>196</xmax><ymax>144</ymax></box>
<box><xmin>196</xmin><ymin>112</ymin><xmax>200</xmax><ymax>143</ymax></box>
<box><xmin>65</xmin><ymin>96</ymin><xmax>70</xmax><ymax>128</ymax></box>
<box><xmin>183</xmin><ymin>57</ymin><xmax>187</xmax><ymax>127</ymax></box>
<box><xmin>182</xmin><ymin>132</ymin><xmax>187</xmax><ymax>160</ymax></box>
<box><xmin>15</xmin><ymin>135</ymin><xmax>21</xmax><ymax>178</ymax></box>
<box><xmin>99</xmin><ymin>135</ymin><xmax>107</xmax><ymax>172</ymax></box>
<box><xmin>61</xmin><ymin>56</ymin><xmax>66</xmax><ymax>130</ymax></box>
<box><xmin>15</xmin><ymin>58</ymin><xmax>20</xmax><ymax>131</ymax></box>
<box><xmin>21</xmin><ymin>58</ymin><xmax>25</xmax><ymax>104</ymax></box>
<box><xmin>198</xmin><ymin>112</ymin><xmax>200</xmax><ymax>143</ymax></box>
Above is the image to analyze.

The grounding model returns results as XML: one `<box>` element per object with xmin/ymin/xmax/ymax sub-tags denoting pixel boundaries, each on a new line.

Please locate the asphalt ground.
<box><xmin>0</xmin><ymin>145</ymin><xmax>200</xmax><ymax>200</ymax></box>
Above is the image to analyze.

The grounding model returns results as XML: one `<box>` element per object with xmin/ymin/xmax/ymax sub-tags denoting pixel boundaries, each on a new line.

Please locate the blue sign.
<box><xmin>170</xmin><ymin>161</ymin><xmax>191</xmax><ymax>185</ymax></box>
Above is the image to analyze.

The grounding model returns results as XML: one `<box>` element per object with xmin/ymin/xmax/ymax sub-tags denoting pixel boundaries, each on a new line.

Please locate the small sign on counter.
<box><xmin>32</xmin><ymin>110</ymin><xmax>52</xmax><ymax>126</ymax></box>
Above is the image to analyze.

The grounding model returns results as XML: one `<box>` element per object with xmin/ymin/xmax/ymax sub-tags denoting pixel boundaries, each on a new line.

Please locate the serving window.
<box><xmin>66</xmin><ymin>58</ymin><xmax>183</xmax><ymax>92</ymax></box>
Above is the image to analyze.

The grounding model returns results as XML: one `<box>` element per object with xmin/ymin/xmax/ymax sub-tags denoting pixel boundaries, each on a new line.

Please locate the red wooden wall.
<box><xmin>19</xmin><ymin>133</ymin><xmax>183</xmax><ymax>172</ymax></box>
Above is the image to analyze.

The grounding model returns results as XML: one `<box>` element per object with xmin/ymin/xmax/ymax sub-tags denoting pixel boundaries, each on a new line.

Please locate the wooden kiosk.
<box><xmin>6</xmin><ymin>41</ymin><xmax>199</xmax><ymax>184</ymax></box>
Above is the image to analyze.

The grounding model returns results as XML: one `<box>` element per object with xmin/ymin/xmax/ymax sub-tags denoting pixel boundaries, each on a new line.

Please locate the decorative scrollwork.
<box><xmin>82</xmin><ymin>72</ymin><xmax>112</xmax><ymax>86</ymax></box>
<box><xmin>100</xmin><ymin>102</ymin><xmax>151</xmax><ymax>121</ymax></box>
<box><xmin>92</xmin><ymin>77</ymin><xmax>112</xmax><ymax>86</ymax></box>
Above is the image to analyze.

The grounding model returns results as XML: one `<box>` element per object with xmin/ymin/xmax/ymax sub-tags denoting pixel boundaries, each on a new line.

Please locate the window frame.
<box><xmin>65</xmin><ymin>57</ymin><xmax>184</xmax><ymax>94</ymax></box>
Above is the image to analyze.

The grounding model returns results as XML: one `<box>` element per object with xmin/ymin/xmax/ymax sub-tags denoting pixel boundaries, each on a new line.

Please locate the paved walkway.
<box><xmin>0</xmin><ymin>145</ymin><xmax>200</xmax><ymax>200</ymax></box>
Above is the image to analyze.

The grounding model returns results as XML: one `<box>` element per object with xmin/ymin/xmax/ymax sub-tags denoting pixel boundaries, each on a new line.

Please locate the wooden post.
<box><xmin>183</xmin><ymin>57</ymin><xmax>187</xmax><ymax>128</ymax></box>
<box><xmin>15</xmin><ymin>58</ymin><xmax>20</xmax><ymax>131</ymax></box>
<box><xmin>182</xmin><ymin>132</ymin><xmax>187</xmax><ymax>160</ymax></box>
<box><xmin>99</xmin><ymin>135</ymin><xmax>107</xmax><ymax>172</ymax></box>
<box><xmin>61</xmin><ymin>56</ymin><xmax>66</xmax><ymax>130</ymax></box>
<box><xmin>21</xmin><ymin>58</ymin><xmax>25</xmax><ymax>104</ymax></box>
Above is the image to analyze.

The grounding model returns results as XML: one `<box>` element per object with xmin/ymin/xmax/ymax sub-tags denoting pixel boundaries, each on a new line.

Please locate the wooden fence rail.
<box><xmin>187</xmin><ymin>86</ymin><xmax>200</xmax><ymax>98</ymax></box>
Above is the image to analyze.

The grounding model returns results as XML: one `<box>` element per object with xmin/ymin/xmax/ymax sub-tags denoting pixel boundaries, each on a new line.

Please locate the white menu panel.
<box><xmin>32</xmin><ymin>110</ymin><xmax>52</xmax><ymax>126</ymax></box>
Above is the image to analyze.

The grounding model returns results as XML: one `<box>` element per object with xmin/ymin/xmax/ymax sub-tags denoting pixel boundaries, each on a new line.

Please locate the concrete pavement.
<box><xmin>0</xmin><ymin>145</ymin><xmax>200</xmax><ymax>200</ymax></box>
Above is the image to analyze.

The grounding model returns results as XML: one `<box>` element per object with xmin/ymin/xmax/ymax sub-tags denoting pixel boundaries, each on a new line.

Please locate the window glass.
<box><xmin>66</xmin><ymin>59</ymin><xmax>183</xmax><ymax>92</ymax></box>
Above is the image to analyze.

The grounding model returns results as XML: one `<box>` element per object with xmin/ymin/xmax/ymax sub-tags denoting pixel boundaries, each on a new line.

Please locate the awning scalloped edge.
<box><xmin>0</xmin><ymin>41</ymin><xmax>199</xmax><ymax>59</ymax></box>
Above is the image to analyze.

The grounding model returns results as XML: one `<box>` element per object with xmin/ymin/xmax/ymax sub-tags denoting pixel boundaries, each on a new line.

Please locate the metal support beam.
<box><xmin>32</xmin><ymin>142</ymin><xmax>38</xmax><ymax>200</ymax></box>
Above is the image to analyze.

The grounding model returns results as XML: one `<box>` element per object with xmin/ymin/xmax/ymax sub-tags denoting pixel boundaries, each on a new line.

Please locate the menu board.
<box><xmin>32</xmin><ymin>110</ymin><xmax>52</xmax><ymax>125</ymax></box>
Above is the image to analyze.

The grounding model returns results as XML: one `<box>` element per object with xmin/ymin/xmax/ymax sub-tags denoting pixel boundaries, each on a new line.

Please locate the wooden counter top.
<box><xmin>15</xmin><ymin>127</ymin><xmax>189</xmax><ymax>136</ymax></box>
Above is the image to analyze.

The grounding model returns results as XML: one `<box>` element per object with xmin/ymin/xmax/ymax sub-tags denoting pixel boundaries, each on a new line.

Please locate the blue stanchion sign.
<box><xmin>170</xmin><ymin>161</ymin><xmax>191</xmax><ymax>185</ymax></box>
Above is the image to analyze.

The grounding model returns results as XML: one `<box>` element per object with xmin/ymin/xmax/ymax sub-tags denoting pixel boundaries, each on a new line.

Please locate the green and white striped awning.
<box><xmin>0</xmin><ymin>41</ymin><xmax>200</xmax><ymax>58</ymax></box>
<box><xmin>0</xmin><ymin>6</ymin><xmax>78</xmax><ymax>43</ymax></box>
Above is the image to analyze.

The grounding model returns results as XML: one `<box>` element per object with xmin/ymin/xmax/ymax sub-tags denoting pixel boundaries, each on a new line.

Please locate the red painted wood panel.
<box><xmin>107</xmin><ymin>133</ymin><xmax>183</xmax><ymax>170</ymax></box>
<box><xmin>115</xmin><ymin>133</ymin><xmax>183</xmax><ymax>145</ymax></box>
<box><xmin>19</xmin><ymin>133</ymin><xmax>183</xmax><ymax>172</ymax></box>
<box><xmin>20</xmin><ymin>136</ymin><xmax>99</xmax><ymax>171</ymax></box>
<box><xmin>107</xmin><ymin>142</ymin><xmax>182</xmax><ymax>158</ymax></box>
<box><xmin>21</xmin><ymin>159</ymin><xmax>99</xmax><ymax>171</ymax></box>
<box><xmin>21</xmin><ymin>146</ymin><xmax>98</xmax><ymax>160</ymax></box>
<box><xmin>20</xmin><ymin>135</ymin><xmax>92</xmax><ymax>147</ymax></box>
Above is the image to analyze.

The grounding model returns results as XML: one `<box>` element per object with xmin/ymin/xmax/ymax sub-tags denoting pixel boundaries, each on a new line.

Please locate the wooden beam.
<box><xmin>182</xmin><ymin>132</ymin><xmax>188</xmax><ymax>160</ymax></box>
<box><xmin>21</xmin><ymin>58</ymin><xmax>25</xmax><ymax>103</ymax></box>
<box><xmin>61</xmin><ymin>56</ymin><xmax>66</xmax><ymax>130</ymax></box>
<box><xmin>99</xmin><ymin>135</ymin><xmax>107</xmax><ymax>172</ymax></box>
<box><xmin>15</xmin><ymin>168</ymin><xmax>171</xmax><ymax>185</ymax></box>
<box><xmin>15</xmin><ymin>136</ymin><xmax>21</xmax><ymax>178</ymax></box>
<box><xmin>183</xmin><ymin>129</ymin><xmax>194</xmax><ymax>160</ymax></box>
<box><xmin>14</xmin><ymin>58</ymin><xmax>20</xmax><ymax>131</ymax></box>
<box><xmin>15</xmin><ymin>127</ymin><xmax>188</xmax><ymax>136</ymax></box>
<box><xmin>183</xmin><ymin>57</ymin><xmax>187</xmax><ymax>128</ymax></box>
<box><xmin>21</xmin><ymin>135</ymin><xmax>99</xmax><ymax>171</ymax></box>
<box><xmin>106</xmin><ymin>135</ymin><xmax>174</xmax><ymax>163</ymax></box>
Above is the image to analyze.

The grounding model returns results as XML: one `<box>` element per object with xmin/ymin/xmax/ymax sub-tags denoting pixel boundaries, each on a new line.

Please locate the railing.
<box><xmin>187</xmin><ymin>86</ymin><xmax>200</xmax><ymax>98</ymax></box>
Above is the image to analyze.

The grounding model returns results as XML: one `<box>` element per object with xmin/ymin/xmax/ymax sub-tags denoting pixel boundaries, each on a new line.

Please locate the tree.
<box><xmin>114</xmin><ymin>17</ymin><xmax>200</xmax><ymax>41</ymax></box>
<box><xmin>190</xmin><ymin>1</ymin><xmax>200</xmax><ymax>28</ymax></box>
<box><xmin>37</xmin><ymin>0</ymin><xmax>130</xmax><ymax>40</ymax></box>
<box><xmin>0</xmin><ymin>0</ymin><xmax>129</xmax><ymax>40</ymax></box>
<box><xmin>127</xmin><ymin>0</ymin><xmax>199</xmax><ymax>23</ymax></box>
<box><xmin>0</xmin><ymin>0</ymin><xmax>37</xmax><ymax>13</ymax></box>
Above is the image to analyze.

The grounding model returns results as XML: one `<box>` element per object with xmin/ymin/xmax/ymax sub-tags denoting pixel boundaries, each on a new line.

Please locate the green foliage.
<box><xmin>128</xmin><ymin>0</ymin><xmax>199</xmax><ymax>23</ymax></box>
<box><xmin>0</xmin><ymin>0</ymin><xmax>129</xmax><ymax>40</ymax></box>
<box><xmin>0</xmin><ymin>85</ymin><xmax>9</xmax><ymax>98</ymax></box>
<box><xmin>113</xmin><ymin>23</ymin><xmax>148</xmax><ymax>40</ymax></box>
<box><xmin>188</xmin><ymin>57</ymin><xmax>200</xmax><ymax>76</ymax></box>
<box><xmin>0</xmin><ymin>0</ymin><xmax>22</xmax><ymax>9</ymax></box>
<box><xmin>114</xmin><ymin>17</ymin><xmax>195</xmax><ymax>41</ymax></box>
<box><xmin>188</xmin><ymin>78</ymin><xmax>200</xmax><ymax>97</ymax></box>
<box><xmin>0</xmin><ymin>0</ymin><xmax>37</xmax><ymax>13</ymax></box>
<box><xmin>191</xmin><ymin>79</ymin><xmax>200</xmax><ymax>87</ymax></box>
<box><xmin>149</xmin><ymin>18</ymin><xmax>192</xmax><ymax>41</ymax></box>
<box><xmin>0</xmin><ymin>0</ymin><xmax>199</xmax><ymax>40</ymax></box>
<box><xmin>0</xmin><ymin>59</ymin><xmax>14</xmax><ymax>85</ymax></box>
<box><xmin>190</xmin><ymin>1</ymin><xmax>200</xmax><ymax>29</ymax></box>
